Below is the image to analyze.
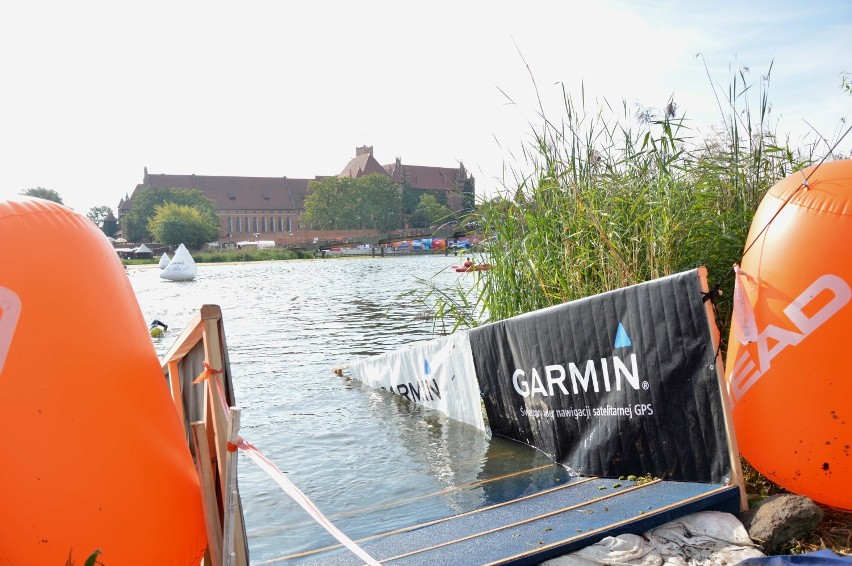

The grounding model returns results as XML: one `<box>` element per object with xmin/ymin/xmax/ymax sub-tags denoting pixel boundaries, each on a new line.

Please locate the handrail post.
<box><xmin>223</xmin><ymin>408</ymin><xmax>241</xmax><ymax>566</ymax></box>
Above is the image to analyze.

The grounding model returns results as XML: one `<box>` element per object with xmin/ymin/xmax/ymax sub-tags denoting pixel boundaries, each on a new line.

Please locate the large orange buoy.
<box><xmin>726</xmin><ymin>160</ymin><xmax>852</xmax><ymax>510</ymax></box>
<box><xmin>0</xmin><ymin>198</ymin><xmax>207</xmax><ymax>563</ymax></box>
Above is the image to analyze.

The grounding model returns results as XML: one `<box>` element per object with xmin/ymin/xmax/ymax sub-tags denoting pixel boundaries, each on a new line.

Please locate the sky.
<box><xmin>1</xmin><ymin>0</ymin><xmax>850</xmax><ymax>215</ymax></box>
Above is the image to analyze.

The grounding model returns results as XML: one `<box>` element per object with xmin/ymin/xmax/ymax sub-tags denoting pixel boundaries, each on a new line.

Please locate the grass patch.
<box><xmin>122</xmin><ymin>247</ymin><xmax>315</xmax><ymax>266</ymax></box>
<box><xmin>191</xmin><ymin>248</ymin><xmax>313</xmax><ymax>263</ymax></box>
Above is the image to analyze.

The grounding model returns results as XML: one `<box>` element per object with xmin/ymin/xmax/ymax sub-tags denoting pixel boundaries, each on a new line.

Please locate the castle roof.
<box><xmin>338</xmin><ymin>151</ymin><xmax>390</xmax><ymax>179</ymax></box>
<box><xmin>140</xmin><ymin>174</ymin><xmax>309</xmax><ymax>211</ymax></box>
<box><xmin>385</xmin><ymin>162</ymin><xmax>467</xmax><ymax>191</ymax></box>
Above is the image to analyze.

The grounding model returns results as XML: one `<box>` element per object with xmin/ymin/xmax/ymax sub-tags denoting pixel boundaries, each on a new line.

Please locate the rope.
<box><xmin>193</xmin><ymin>361</ymin><xmax>222</xmax><ymax>384</ymax></box>
<box><xmin>237</xmin><ymin>438</ymin><xmax>381</xmax><ymax>566</ymax></box>
<box><xmin>192</xmin><ymin>360</ymin><xmax>380</xmax><ymax>565</ymax></box>
<box><xmin>706</xmin><ymin>123</ymin><xmax>852</xmax><ymax>298</ymax></box>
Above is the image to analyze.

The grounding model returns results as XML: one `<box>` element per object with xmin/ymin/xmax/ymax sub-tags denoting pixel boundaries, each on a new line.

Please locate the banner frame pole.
<box><xmin>698</xmin><ymin>267</ymin><xmax>747</xmax><ymax>511</ymax></box>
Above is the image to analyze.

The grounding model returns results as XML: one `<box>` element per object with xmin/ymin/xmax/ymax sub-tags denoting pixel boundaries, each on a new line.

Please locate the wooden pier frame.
<box><xmin>161</xmin><ymin>304</ymin><xmax>249</xmax><ymax>566</ymax></box>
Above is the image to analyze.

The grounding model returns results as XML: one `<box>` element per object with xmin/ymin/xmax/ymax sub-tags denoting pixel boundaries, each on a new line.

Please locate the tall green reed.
<box><xmin>432</xmin><ymin>64</ymin><xmax>814</xmax><ymax>345</ymax></box>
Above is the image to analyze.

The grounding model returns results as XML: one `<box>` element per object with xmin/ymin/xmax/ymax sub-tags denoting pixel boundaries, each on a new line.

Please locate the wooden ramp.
<box><xmin>286</xmin><ymin>462</ymin><xmax>740</xmax><ymax>565</ymax></box>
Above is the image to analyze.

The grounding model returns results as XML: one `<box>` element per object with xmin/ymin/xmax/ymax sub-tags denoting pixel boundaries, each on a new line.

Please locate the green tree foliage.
<box><xmin>147</xmin><ymin>202</ymin><xmax>220</xmax><ymax>249</ymax></box>
<box><xmin>122</xmin><ymin>187</ymin><xmax>219</xmax><ymax>241</ymax></box>
<box><xmin>302</xmin><ymin>176</ymin><xmax>354</xmax><ymax>229</ymax></box>
<box><xmin>20</xmin><ymin>187</ymin><xmax>63</xmax><ymax>204</ymax></box>
<box><xmin>86</xmin><ymin>205</ymin><xmax>113</xmax><ymax>226</ymax></box>
<box><xmin>409</xmin><ymin>193</ymin><xmax>452</xmax><ymax>229</ymax></box>
<box><xmin>402</xmin><ymin>183</ymin><xmax>448</xmax><ymax>214</ymax></box>
<box><xmin>303</xmin><ymin>174</ymin><xmax>402</xmax><ymax>230</ymax></box>
<box><xmin>358</xmin><ymin>174</ymin><xmax>403</xmax><ymax>230</ymax></box>
<box><xmin>402</xmin><ymin>183</ymin><xmax>422</xmax><ymax>214</ymax></box>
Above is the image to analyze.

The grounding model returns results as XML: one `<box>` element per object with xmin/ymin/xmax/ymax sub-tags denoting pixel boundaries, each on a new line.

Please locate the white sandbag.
<box><xmin>542</xmin><ymin>511</ymin><xmax>764</xmax><ymax>566</ymax></box>
<box><xmin>556</xmin><ymin>533</ymin><xmax>661</xmax><ymax>565</ymax></box>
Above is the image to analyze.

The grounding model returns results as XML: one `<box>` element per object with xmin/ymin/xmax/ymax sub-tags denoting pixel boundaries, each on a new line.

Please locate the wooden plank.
<box><xmin>200</xmin><ymin>314</ymin><xmax>249</xmax><ymax>566</ymax></box>
<box><xmin>202</xmin><ymin>317</ymin><xmax>230</xmax><ymax>506</ymax></box>
<box><xmin>167</xmin><ymin>360</ymin><xmax>187</xmax><ymax>438</ymax></box>
<box><xmin>192</xmin><ymin>421</ymin><xmax>223</xmax><ymax>566</ymax></box>
<box><xmin>233</xmin><ymin>498</ymin><xmax>248</xmax><ymax>566</ymax></box>
<box><xmin>160</xmin><ymin>304</ymin><xmax>223</xmax><ymax>366</ymax></box>
<box><xmin>223</xmin><ymin>408</ymin><xmax>241</xmax><ymax>566</ymax></box>
<box><xmin>160</xmin><ymin>304</ymin><xmax>248</xmax><ymax>565</ymax></box>
<box><xmin>697</xmin><ymin>267</ymin><xmax>747</xmax><ymax>511</ymax></box>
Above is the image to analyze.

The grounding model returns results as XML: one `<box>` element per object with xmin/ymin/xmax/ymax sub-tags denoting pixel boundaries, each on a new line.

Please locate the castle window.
<box><xmin>227</xmin><ymin>217</ymin><xmax>233</xmax><ymax>234</ymax></box>
<box><xmin>286</xmin><ymin>216</ymin><xmax>292</xmax><ymax>232</ymax></box>
<box><xmin>262</xmin><ymin>217</ymin><xmax>267</xmax><ymax>232</ymax></box>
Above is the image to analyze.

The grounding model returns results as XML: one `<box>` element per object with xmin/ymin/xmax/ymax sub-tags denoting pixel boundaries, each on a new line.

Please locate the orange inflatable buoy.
<box><xmin>726</xmin><ymin>160</ymin><xmax>852</xmax><ymax>510</ymax></box>
<box><xmin>0</xmin><ymin>198</ymin><xmax>207</xmax><ymax>563</ymax></box>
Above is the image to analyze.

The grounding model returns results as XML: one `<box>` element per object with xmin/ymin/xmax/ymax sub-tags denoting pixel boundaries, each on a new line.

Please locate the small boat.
<box><xmin>454</xmin><ymin>264</ymin><xmax>491</xmax><ymax>272</ymax></box>
<box><xmin>454</xmin><ymin>260</ymin><xmax>491</xmax><ymax>272</ymax></box>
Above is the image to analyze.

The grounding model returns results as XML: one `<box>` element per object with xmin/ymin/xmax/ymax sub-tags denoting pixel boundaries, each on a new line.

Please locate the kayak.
<box><xmin>454</xmin><ymin>264</ymin><xmax>491</xmax><ymax>272</ymax></box>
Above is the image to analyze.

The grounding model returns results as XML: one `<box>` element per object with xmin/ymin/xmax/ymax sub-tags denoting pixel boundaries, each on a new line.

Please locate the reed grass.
<box><xmin>413</xmin><ymin>63</ymin><xmax>850</xmax><ymax>556</ymax></box>
<box><xmin>438</xmin><ymin>64</ymin><xmax>815</xmax><ymax>342</ymax></box>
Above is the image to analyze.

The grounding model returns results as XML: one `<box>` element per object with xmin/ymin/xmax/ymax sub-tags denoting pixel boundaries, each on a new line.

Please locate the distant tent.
<box><xmin>134</xmin><ymin>243</ymin><xmax>153</xmax><ymax>259</ymax></box>
<box><xmin>158</xmin><ymin>252</ymin><xmax>171</xmax><ymax>269</ymax></box>
<box><xmin>160</xmin><ymin>244</ymin><xmax>197</xmax><ymax>281</ymax></box>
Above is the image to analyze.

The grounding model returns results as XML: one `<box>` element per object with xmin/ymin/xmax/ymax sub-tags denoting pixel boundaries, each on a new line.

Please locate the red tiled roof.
<box><xmin>141</xmin><ymin>174</ymin><xmax>309</xmax><ymax>211</ymax></box>
<box><xmin>339</xmin><ymin>154</ymin><xmax>390</xmax><ymax>179</ymax></box>
<box><xmin>386</xmin><ymin>163</ymin><xmax>463</xmax><ymax>191</ymax></box>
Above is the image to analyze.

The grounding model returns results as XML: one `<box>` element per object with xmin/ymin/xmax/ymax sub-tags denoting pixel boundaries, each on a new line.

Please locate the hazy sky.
<box><xmin>1</xmin><ymin>0</ymin><xmax>850</xmax><ymax>214</ymax></box>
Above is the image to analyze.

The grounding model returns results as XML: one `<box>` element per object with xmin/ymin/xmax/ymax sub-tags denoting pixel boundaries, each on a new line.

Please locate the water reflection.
<box><xmin>128</xmin><ymin>255</ymin><xmax>551</xmax><ymax>564</ymax></box>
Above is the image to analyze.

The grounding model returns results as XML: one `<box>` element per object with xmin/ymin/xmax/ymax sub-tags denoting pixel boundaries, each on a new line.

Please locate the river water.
<box><xmin>128</xmin><ymin>254</ymin><xmax>553</xmax><ymax>564</ymax></box>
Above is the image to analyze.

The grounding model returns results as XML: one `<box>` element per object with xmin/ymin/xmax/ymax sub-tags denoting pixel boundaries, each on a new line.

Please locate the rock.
<box><xmin>739</xmin><ymin>494</ymin><xmax>824</xmax><ymax>553</ymax></box>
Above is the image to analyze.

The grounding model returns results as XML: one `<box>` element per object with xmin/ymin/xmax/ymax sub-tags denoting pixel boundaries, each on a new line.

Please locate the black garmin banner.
<box><xmin>468</xmin><ymin>269</ymin><xmax>732</xmax><ymax>483</ymax></box>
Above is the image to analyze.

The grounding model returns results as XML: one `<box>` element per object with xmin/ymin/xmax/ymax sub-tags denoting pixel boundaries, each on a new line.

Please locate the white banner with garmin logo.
<box><xmin>347</xmin><ymin>331</ymin><xmax>485</xmax><ymax>431</ymax></box>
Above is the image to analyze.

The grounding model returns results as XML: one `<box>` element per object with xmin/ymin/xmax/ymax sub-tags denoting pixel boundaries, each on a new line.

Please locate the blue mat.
<box><xmin>739</xmin><ymin>551</ymin><xmax>852</xmax><ymax>565</ymax></box>
<box><xmin>287</xmin><ymin>464</ymin><xmax>741</xmax><ymax>565</ymax></box>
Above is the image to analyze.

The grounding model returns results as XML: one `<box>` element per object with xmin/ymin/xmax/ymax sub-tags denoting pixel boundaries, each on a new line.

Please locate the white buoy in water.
<box><xmin>160</xmin><ymin>244</ymin><xmax>197</xmax><ymax>281</ymax></box>
<box><xmin>158</xmin><ymin>252</ymin><xmax>171</xmax><ymax>269</ymax></box>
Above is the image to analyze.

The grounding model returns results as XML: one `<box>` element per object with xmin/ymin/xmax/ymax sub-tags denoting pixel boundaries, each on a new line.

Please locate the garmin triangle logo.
<box><xmin>424</xmin><ymin>359</ymin><xmax>431</xmax><ymax>375</ymax></box>
<box><xmin>614</xmin><ymin>323</ymin><xmax>632</xmax><ymax>348</ymax></box>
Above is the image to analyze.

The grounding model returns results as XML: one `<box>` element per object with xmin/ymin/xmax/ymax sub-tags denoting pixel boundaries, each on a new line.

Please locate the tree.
<box><xmin>122</xmin><ymin>187</ymin><xmax>219</xmax><ymax>242</ymax></box>
<box><xmin>86</xmin><ymin>205</ymin><xmax>113</xmax><ymax>226</ymax></box>
<box><xmin>402</xmin><ymin>183</ymin><xmax>448</xmax><ymax>215</ymax></box>
<box><xmin>302</xmin><ymin>174</ymin><xmax>402</xmax><ymax>230</ymax></box>
<box><xmin>20</xmin><ymin>187</ymin><xmax>63</xmax><ymax>204</ymax></box>
<box><xmin>357</xmin><ymin>174</ymin><xmax>403</xmax><ymax>231</ymax></box>
<box><xmin>147</xmin><ymin>202</ymin><xmax>220</xmax><ymax>249</ymax></box>
<box><xmin>409</xmin><ymin>194</ymin><xmax>452</xmax><ymax>229</ymax></box>
<box><xmin>302</xmin><ymin>176</ymin><xmax>355</xmax><ymax>229</ymax></box>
